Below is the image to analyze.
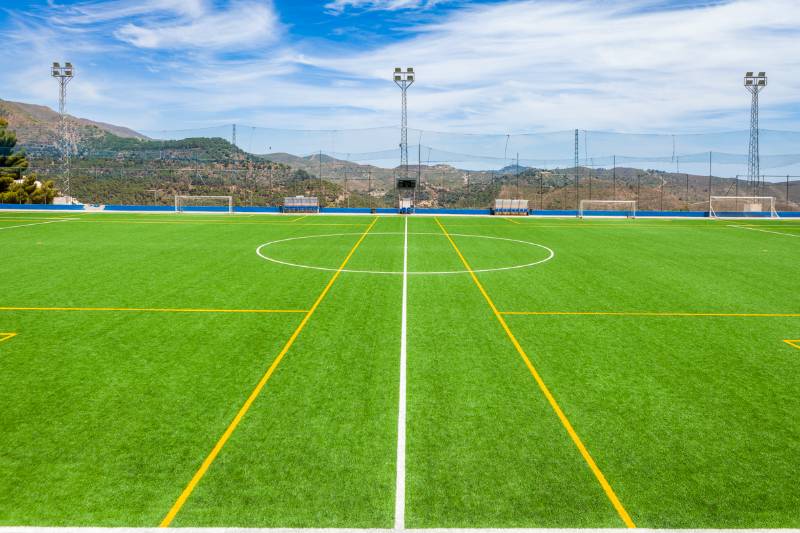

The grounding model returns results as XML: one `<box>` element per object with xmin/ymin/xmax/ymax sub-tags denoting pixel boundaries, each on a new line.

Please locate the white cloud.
<box><xmin>53</xmin><ymin>0</ymin><xmax>280</xmax><ymax>50</ymax></box>
<box><xmin>3</xmin><ymin>0</ymin><xmax>800</xmax><ymax>148</ymax></box>
<box><xmin>309</xmin><ymin>0</ymin><xmax>800</xmax><ymax>132</ymax></box>
<box><xmin>324</xmin><ymin>0</ymin><xmax>445</xmax><ymax>15</ymax></box>
<box><xmin>114</xmin><ymin>2</ymin><xmax>280</xmax><ymax>49</ymax></box>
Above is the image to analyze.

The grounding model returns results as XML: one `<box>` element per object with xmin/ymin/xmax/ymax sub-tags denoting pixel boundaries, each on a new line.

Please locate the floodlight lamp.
<box><xmin>758</xmin><ymin>79</ymin><xmax>766</xmax><ymax>86</ymax></box>
<box><xmin>407</xmin><ymin>74</ymin><xmax>414</xmax><ymax>81</ymax></box>
<box><xmin>407</xmin><ymin>67</ymin><xmax>414</xmax><ymax>72</ymax></box>
<box><xmin>745</xmin><ymin>79</ymin><xmax>753</xmax><ymax>86</ymax></box>
<box><xmin>745</xmin><ymin>71</ymin><xmax>753</xmax><ymax>77</ymax></box>
<box><xmin>758</xmin><ymin>71</ymin><xmax>765</xmax><ymax>77</ymax></box>
<box><xmin>395</xmin><ymin>67</ymin><xmax>401</xmax><ymax>72</ymax></box>
<box><xmin>53</xmin><ymin>62</ymin><xmax>60</xmax><ymax>68</ymax></box>
<box><xmin>394</xmin><ymin>75</ymin><xmax>402</xmax><ymax>81</ymax></box>
<box><xmin>65</xmin><ymin>62</ymin><xmax>72</xmax><ymax>68</ymax></box>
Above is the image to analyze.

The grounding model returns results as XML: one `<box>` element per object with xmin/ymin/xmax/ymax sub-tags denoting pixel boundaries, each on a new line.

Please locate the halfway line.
<box><xmin>434</xmin><ymin>217</ymin><xmax>636</xmax><ymax>528</ymax></box>
<box><xmin>159</xmin><ymin>217</ymin><xmax>378</xmax><ymax>527</ymax></box>
<box><xmin>394</xmin><ymin>217</ymin><xmax>409</xmax><ymax>529</ymax></box>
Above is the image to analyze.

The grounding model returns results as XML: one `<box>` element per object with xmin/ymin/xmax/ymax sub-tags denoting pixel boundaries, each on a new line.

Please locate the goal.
<box><xmin>579</xmin><ymin>200</ymin><xmax>636</xmax><ymax>218</ymax></box>
<box><xmin>492</xmin><ymin>198</ymin><xmax>529</xmax><ymax>216</ymax></box>
<box><xmin>175</xmin><ymin>195</ymin><xmax>233</xmax><ymax>214</ymax></box>
<box><xmin>709</xmin><ymin>196</ymin><xmax>778</xmax><ymax>219</ymax></box>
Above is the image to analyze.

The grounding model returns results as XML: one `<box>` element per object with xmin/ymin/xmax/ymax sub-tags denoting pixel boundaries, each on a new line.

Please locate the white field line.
<box><xmin>728</xmin><ymin>224</ymin><xmax>800</xmax><ymax>238</ymax></box>
<box><xmin>0</xmin><ymin>219</ymin><xmax>76</xmax><ymax>231</ymax></box>
<box><xmin>394</xmin><ymin>217</ymin><xmax>409</xmax><ymax>530</ymax></box>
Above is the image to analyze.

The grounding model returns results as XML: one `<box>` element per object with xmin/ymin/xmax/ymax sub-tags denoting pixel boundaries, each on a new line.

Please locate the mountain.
<box><xmin>0</xmin><ymin>99</ymin><xmax>147</xmax><ymax>153</ymax></box>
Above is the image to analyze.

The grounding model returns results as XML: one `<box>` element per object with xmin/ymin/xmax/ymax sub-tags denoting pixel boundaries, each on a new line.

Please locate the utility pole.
<box><xmin>613</xmin><ymin>155</ymin><xmax>617</xmax><ymax>199</ymax></box>
<box><xmin>574</xmin><ymin>129</ymin><xmax>579</xmax><ymax>209</ymax></box>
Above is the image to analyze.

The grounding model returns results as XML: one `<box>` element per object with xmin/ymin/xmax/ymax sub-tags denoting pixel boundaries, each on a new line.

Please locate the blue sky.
<box><xmin>1</xmin><ymin>0</ymin><xmax>800</xmax><ymax>138</ymax></box>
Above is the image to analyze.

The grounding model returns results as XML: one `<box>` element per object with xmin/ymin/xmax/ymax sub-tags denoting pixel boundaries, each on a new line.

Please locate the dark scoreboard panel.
<box><xmin>396</xmin><ymin>179</ymin><xmax>417</xmax><ymax>189</ymax></box>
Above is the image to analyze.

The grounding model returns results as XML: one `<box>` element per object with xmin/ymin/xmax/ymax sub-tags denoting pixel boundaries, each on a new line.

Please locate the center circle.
<box><xmin>255</xmin><ymin>232</ymin><xmax>555</xmax><ymax>275</ymax></box>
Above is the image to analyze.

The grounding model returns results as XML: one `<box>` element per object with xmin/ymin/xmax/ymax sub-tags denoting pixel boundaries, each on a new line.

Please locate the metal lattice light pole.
<box><xmin>393</xmin><ymin>67</ymin><xmax>416</xmax><ymax>210</ymax></box>
<box><xmin>744</xmin><ymin>71</ymin><xmax>767</xmax><ymax>195</ymax></box>
<box><xmin>51</xmin><ymin>62</ymin><xmax>75</xmax><ymax>202</ymax></box>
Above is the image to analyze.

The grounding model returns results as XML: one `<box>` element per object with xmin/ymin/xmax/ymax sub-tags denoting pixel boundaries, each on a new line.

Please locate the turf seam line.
<box><xmin>0</xmin><ymin>306</ymin><xmax>308</xmax><ymax>314</ymax></box>
<box><xmin>394</xmin><ymin>217</ymin><xmax>409</xmax><ymax>530</ymax></box>
<box><xmin>434</xmin><ymin>217</ymin><xmax>636</xmax><ymax>529</ymax></box>
<box><xmin>158</xmin><ymin>216</ymin><xmax>379</xmax><ymax>528</ymax></box>
<box><xmin>500</xmin><ymin>311</ymin><xmax>800</xmax><ymax>317</ymax></box>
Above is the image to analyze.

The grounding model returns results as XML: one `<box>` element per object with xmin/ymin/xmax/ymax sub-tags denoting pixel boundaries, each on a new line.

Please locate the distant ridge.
<box><xmin>0</xmin><ymin>98</ymin><xmax>148</xmax><ymax>148</ymax></box>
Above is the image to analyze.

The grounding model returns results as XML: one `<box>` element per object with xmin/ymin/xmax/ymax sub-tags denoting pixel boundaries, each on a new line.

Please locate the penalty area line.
<box><xmin>728</xmin><ymin>224</ymin><xmax>800</xmax><ymax>238</ymax></box>
<box><xmin>0</xmin><ymin>306</ymin><xmax>307</xmax><ymax>314</ymax></box>
<box><xmin>159</xmin><ymin>216</ymin><xmax>378</xmax><ymax>528</ymax></box>
<box><xmin>500</xmin><ymin>311</ymin><xmax>800</xmax><ymax>318</ymax></box>
<box><xmin>0</xmin><ymin>219</ymin><xmax>75</xmax><ymax>231</ymax></box>
<box><xmin>434</xmin><ymin>217</ymin><xmax>636</xmax><ymax>529</ymax></box>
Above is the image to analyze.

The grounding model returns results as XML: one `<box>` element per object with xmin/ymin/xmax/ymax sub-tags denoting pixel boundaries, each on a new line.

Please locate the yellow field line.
<box><xmin>159</xmin><ymin>216</ymin><xmax>378</xmax><ymax>528</ymax></box>
<box><xmin>0</xmin><ymin>306</ymin><xmax>306</xmax><ymax>314</ymax></box>
<box><xmin>66</xmin><ymin>220</ymin><xmax>365</xmax><ymax>227</ymax></box>
<box><xmin>501</xmin><ymin>311</ymin><xmax>800</xmax><ymax>318</ymax></box>
<box><xmin>504</xmin><ymin>217</ymin><xmax>522</xmax><ymax>225</ymax></box>
<box><xmin>784</xmin><ymin>340</ymin><xmax>800</xmax><ymax>350</ymax></box>
<box><xmin>0</xmin><ymin>333</ymin><xmax>16</xmax><ymax>343</ymax></box>
<box><xmin>292</xmin><ymin>215</ymin><xmax>310</xmax><ymax>222</ymax></box>
<box><xmin>434</xmin><ymin>217</ymin><xmax>636</xmax><ymax>528</ymax></box>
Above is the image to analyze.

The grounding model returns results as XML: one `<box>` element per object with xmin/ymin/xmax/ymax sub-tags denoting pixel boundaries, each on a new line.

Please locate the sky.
<box><xmin>1</xmin><ymin>0</ymin><xmax>800</xmax><ymax>142</ymax></box>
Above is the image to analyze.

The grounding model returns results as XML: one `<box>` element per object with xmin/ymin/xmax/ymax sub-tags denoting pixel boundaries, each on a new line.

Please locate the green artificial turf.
<box><xmin>1</xmin><ymin>211</ymin><xmax>799</xmax><ymax>528</ymax></box>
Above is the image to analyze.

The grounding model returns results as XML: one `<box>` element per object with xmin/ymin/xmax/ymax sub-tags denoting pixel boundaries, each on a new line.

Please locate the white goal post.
<box><xmin>174</xmin><ymin>195</ymin><xmax>233</xmax><ymax>214</ymax></box>
<box><xmin>709</xmin><ymin>196</ymin><xmax>778</xmax><ymax>219</ymax></box>
<box><xmin>579</xmin><ymin>200</ymin><xmax>636</xmax><ymax>218</ymax></box>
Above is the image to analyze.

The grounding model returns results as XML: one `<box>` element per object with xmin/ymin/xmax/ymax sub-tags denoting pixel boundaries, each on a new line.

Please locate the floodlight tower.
<box><xmin>393</xmin><ymin>67</ymin><xmax>416</xmax><ymax>210</ymax></box>
<box><xmin>744</xmin><ymin>71</ymin><xmax>767</xmax><ymax>194</ymax></box>
<box><xmin>51</xmin><ymin>61</ymin><xmax>75</xmax><ymax>202</ymax></box>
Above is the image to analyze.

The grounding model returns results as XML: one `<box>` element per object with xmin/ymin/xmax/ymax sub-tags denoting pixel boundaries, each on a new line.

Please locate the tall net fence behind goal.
<box><xmin>175</xmin><ymin>195</ymin><xmax>233</xmax><ymax>214</ymax></box>
<box><xmin>709</xmin><ymin>196</ymin><xmax>778</xmax><ymax>218</ymax></box>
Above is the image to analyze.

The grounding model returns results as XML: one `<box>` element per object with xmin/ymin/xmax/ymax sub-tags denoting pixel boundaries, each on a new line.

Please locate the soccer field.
<box><xmin>1</xmin><ymin>211</ymin><xmax>799</xmax><ymax>529</ymax></box>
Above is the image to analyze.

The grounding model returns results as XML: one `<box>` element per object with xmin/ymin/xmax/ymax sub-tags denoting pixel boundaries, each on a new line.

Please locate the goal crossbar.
<box><xmin>579</xmin><ymin>200</ymin><xmax>636</xmax><ymax>218</ymax></box>
<box><xmin>709</xmin><ymin>196</ymin><xmax>778</xmax><ymax>219</ymax></box>
<box><xmin>175</xmin><ymin>195</ymin><xmax>233</xmax><ymax>214</ymax></box>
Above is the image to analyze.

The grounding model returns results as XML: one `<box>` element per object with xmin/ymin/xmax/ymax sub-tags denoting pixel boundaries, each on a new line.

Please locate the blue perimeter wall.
<box><xmin>0</xmin><ymin>203</ymin><xmax>83</xmax><ymax>211</ymax></box>
<box><xmin>2</xmin><ymin>203</ymin><xmax>799</xmax><ymax>218</ymax></box>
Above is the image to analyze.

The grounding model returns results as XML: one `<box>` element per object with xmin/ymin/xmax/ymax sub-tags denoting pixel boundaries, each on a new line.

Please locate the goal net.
<box><xmin>492</xmin><ymin>198</ymin><xmax>529</xmax><ymax>216</ymax></box>
<box><xmin>175</xmin><ymin>195</ymin><xmax>233</xmax><ymax>214</ymax></box>
<box><xmin>579</xmin><ymin>200</ymin><xmax>636</xmax><ymax>218</ymax></box>
<box><xmin>283</xmin><ymin>196</ymin><xmax>319</xmax><ymax>213</ymax></box>
<box><xmin>709</xmin><ymin>196</ymin><xmax>778</xmax><ymax>218</ymax></box>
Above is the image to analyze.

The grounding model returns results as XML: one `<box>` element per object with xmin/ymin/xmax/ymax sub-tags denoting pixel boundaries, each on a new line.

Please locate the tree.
<box><xmin>0</xmin><ymin>118</ymin><xmax>56</xmax><ymax>204</ymax></box>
